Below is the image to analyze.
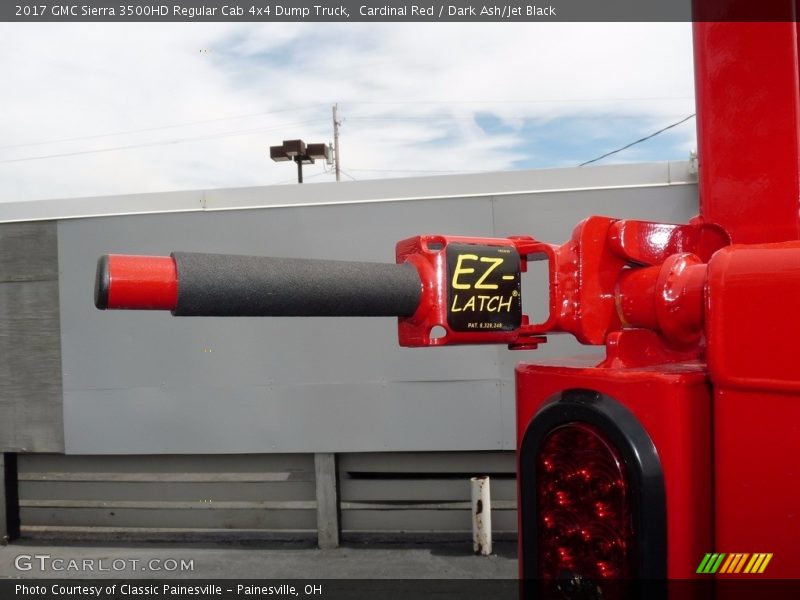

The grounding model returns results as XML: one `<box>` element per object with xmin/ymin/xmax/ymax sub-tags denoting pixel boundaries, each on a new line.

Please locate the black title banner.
<box><xmin>5</xmin><ymin>1</ymin><xmax>799</xmax><ymax>23</ymax></box>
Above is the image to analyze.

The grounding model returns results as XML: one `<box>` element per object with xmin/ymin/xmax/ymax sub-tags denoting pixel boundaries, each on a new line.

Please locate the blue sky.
<box><xmin>0</xmin><ymin>22</ymin><xmax>696</xmax><ymax>203</ymax></box>
<box><xmin>474</xmin><ymin>113</ymin><xmax>696</xmax><ymax>170</ymax></box>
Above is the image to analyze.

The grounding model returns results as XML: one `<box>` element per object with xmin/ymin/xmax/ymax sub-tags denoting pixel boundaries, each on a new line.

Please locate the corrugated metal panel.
<box><xmin>17</xmin><ymin>454</ymin><xmax>316</xmax><ymax>534</ymax></box>
<box><xmin>339</xmin><ymin>452</ymin><xmax>517</xmax><ymax>536</ymax></box>
<box><xmin>16</xmin><ymin>452</ymin><xmax>517</xmax><ymax>539</ymax></box>
<box><xmin>0</xmin><ymin>222</ymin><xmax>63</xmax><ymax>452</ymax></box>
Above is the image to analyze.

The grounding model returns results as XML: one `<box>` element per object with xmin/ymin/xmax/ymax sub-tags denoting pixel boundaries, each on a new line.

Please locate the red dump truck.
<box><xmin>94</xmin><ymin>7</ymin><xmax>800</xmax><ymax>593</ymax></box>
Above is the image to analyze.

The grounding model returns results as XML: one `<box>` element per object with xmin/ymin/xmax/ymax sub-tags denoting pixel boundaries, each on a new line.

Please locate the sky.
<box><xmin>0</xmin><ymin>22</ymin><xmax>697</xmax><ymax>203</ymax></box>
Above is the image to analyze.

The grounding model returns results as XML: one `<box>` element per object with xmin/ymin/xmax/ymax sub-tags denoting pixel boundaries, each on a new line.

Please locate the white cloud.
<box><xmin>0</xmin><ymin>22</ymin><xmax>695</xmax><ymax>203</ymax></box>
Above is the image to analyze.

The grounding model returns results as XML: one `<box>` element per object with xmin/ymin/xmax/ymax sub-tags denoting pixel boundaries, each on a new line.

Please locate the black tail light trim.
<box><xmin>519</xmin><ymin>388</ymin><xmax>667</xmax><ymax>582</ymax></box>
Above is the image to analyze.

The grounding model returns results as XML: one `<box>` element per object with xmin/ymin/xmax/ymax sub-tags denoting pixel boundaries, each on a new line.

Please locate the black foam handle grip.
<box><xmin>171</xmin><ymin>252</ymin><xmax>422</xmax><ymax>317</ymax></box>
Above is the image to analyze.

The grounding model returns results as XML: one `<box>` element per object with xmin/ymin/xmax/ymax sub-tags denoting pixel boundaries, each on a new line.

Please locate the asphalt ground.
<box><xmin>0</xmin><ymin>537</ymin><xmax>518</xmax><ymax>579</ymax></box>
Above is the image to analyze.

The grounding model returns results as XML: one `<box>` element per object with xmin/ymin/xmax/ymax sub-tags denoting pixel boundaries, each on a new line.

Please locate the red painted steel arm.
<box><xmin>694</xmin><ymin>20</ymin><xmax>800</xmax><ymax>244</ymax></box>
<box><xmin>95</xmin><ymin>216</ymin><xmax>729</xmax><ymax>357</ymax></box>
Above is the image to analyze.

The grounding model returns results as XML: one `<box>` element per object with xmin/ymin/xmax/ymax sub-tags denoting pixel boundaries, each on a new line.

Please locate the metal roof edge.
<box><xmin>0</xmin><ymin>160</ymin><xmax>695</xmax><ymax>224</ymax></box>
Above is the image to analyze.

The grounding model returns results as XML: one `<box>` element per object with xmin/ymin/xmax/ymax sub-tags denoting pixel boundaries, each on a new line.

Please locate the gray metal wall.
<box><xmin>46</xmin><ymin>162</ymin><xmax>698</xmax><ymax>454</ymax></box>
<box><xmin>0</xmin><ymin>162</ymin><xmax>698</xmax><ymax>537</ymax></box>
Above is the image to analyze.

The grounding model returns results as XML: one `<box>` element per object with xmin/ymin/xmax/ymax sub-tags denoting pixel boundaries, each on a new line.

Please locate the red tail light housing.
<box><xmin>537</xmin><ymin>422</ymin><xmax>634</xmax><ymax>580</ymax></box>
<box><xmin>519</xmin><ymin>390</ymin><xmax>666</xmax><ymax>588</ymax></box>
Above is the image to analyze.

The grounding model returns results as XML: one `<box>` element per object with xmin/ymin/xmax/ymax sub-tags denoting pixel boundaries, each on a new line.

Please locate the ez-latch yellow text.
<box><xmin>451</xmin><ymin>254</ymin><xmax>505</xmax><ymax>290</ymax></box>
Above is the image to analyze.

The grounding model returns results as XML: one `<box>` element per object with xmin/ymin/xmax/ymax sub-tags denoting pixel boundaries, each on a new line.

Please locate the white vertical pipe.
<box><xmin>471</xmin><ymin>475</ymin><xmax>492</xmax><ymax>555</ymax></box>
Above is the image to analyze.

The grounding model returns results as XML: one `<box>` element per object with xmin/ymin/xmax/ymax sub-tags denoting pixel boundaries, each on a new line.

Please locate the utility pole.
<box><xmin>332</xmin><ymin>104</ymin><xmax>341</xmax><ymax>182</ymax></box>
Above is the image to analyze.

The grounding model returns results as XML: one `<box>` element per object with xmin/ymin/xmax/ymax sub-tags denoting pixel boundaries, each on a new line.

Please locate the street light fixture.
<box><xmin>270</xmin><ymin>139</ymin><xmax>331</xmax><ymax>183</ymax></box>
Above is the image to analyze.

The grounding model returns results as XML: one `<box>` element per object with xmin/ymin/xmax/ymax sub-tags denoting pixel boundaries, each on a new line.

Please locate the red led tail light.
<box><xmin>536</xmin><ymin>422</ymin><xmax>634</xmax><ymax>580</ymax></box>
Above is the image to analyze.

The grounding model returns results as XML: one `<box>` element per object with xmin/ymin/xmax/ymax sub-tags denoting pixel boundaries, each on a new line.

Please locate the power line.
<box><xmin>348</xmin><ymin>168</ymin><xmax>489</xmax><ymax>174</ymax></box>
<box><xmin>347</xmin><ymin>115</ymin><xmax>691</xmax><ymax>123</ymax></box>
<box><xmin>343</xmin><ymin>97</ymin><xmax>694</xmax><ymax>106</ymax></box>
<box><xmin>0</xmin><ymin>119</ymin><xmax>329</xmax><ymax>165</ymax></box>
<box><xmin>0</xmin><ymin>104</ymin><xmax>328</xmax><ymax>151</ymax></box>
<box><xmin>578</xmin><ymin>114</ymin><xmax>696</xmax><ymax>167</ymax></box>
<box><xmin>273</xmin><ymin>170</ymin><xmax>332</xmax><ymax>186</ymax></box>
